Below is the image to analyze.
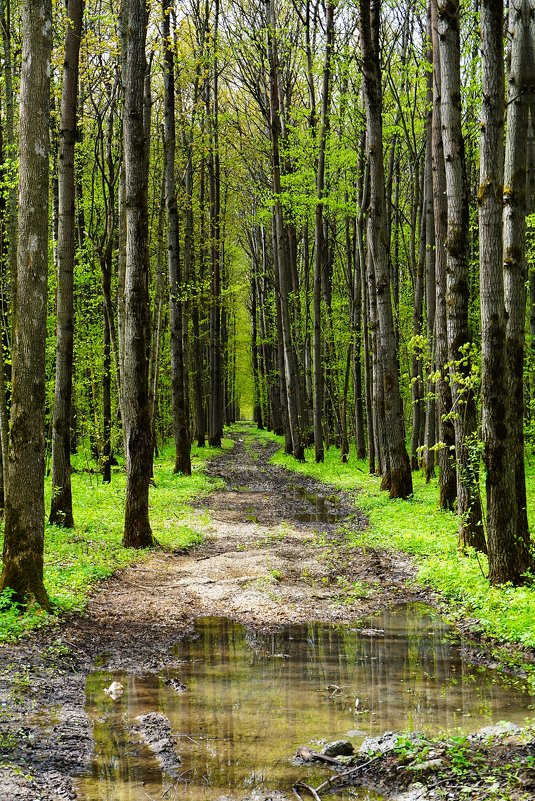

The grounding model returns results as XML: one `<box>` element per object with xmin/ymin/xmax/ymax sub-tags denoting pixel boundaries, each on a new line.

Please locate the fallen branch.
<box><xmin>293</xmin><ymin>781</ymin><xmax>322</xmax><ymax>801</ymax></box>
<box><xmin>313</xmin><ymin>755</ymin><xmax>382</xmax><ymax>795</ymax></box>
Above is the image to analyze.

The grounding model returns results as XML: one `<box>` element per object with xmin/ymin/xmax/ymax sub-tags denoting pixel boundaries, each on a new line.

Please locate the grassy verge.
<box><xmin>251</xmin><ymin>425</ymin><xmax>535</xmax><ymax>658</ymax></box>
<box><xmin>0</xmin><ymin>439</ymin><xmax>230</xmax><ymax>641</ymax></box>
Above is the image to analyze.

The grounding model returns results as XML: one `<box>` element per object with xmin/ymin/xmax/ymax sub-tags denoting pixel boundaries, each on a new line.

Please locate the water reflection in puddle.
<box><xmin>78</xmin><ymin>604</ymin><xmax>533</xmax><ymax>801</ymax></box>
<box><xmin>291</xmin><ymin>485</ymin><xmax>343</xmax><ymax>524</ymax></box>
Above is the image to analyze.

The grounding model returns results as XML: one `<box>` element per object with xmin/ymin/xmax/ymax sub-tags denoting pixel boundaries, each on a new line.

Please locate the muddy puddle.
<box><xmin>290</xmin><ymin>485</ymin><xmax>343</xmax><ymax>524</ymax></box>
<box><xmin>77</xmin><ymin>604</ymin><xmax>534</xmax><ymax>801</ymax></box>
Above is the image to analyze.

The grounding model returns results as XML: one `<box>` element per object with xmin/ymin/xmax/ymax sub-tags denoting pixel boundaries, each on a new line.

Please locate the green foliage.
<box><xmin>0</xmin><ymin>441</ymin><xmax>228</xmax><ymax>641</ymax></box>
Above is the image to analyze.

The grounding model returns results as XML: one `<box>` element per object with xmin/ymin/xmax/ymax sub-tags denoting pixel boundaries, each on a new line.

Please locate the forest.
<box><xmin>0</xmin><ymin>0</ymin><xmax>534</xmax><ymax>613</ymax></box>
<box><xmin>3</xmin><ymin>2</ymin><xmax>535</xmax><ymax>800</ymax></box>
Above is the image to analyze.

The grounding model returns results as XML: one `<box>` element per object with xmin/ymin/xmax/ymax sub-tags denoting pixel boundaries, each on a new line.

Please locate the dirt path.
<box><xmin>0</xmin><ymin>426</ymin><xmax>425</xmax><ymax>800</ymax></box>
<box><xmin>68</xmin><ymin>427</ymin><xmax>419</xmax><ymax>670</ymax></box>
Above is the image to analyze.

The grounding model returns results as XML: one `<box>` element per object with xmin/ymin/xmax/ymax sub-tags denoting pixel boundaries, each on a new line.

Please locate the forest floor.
<box><xmin>0</xmin><ymin>425</ymin><xmax>534</xmax><ymax>801</ymax></box>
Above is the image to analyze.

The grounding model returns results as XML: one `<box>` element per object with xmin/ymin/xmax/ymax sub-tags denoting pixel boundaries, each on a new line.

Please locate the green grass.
<box><xmin>0</xmin><ymin>439</ymin><xmax>231</xmax><ymax>641</ymax></box>
<box><xmin>255</xmin><ymin>426</ymin><xmax>535</xmax><ymax>655</ymax></box>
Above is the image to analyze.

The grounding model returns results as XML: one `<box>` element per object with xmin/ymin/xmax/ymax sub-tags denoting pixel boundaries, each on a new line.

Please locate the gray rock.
<box><xmin>359</xmin><ymin>731</ymin><xmax>422</xmax><ymax>755</ymax></box>
<box><xmin>321</xmin><ymin>739</ymin><xmax>355</xmax><ymax>757</ymax></box>
<box><xmin>406</xmin><ymin>758</ymin><xmax>444</xmax><ymax>773</ymax></box>
<box><xmin>468</xmin><ymin>721</ymin><xmax>523</xmax><ymax>741</ymax></box>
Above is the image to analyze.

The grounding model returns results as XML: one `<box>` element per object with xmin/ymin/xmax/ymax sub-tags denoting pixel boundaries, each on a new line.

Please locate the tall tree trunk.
<box><xmin>479</xmin><ymin>0</ymin><xmax>518</xmax><ymax>582</ymax></box>
<box><xmin>359</xmin><ymin>0</ymin><xmax>412</xmax><ymax>498</ymax></box>
<box><xmin>149</xmin><ymin>167</ymin><xmax>166</xmax><ymax>460</ymax></box>
<box><xmin>251</xmin><ymin>251</ymin><xmax>264</xmax><ymax>429</ymax></box>
<box><xmin>163</xmin><ymin>0</ymin><xmax>191</xmax><ymax>474</ymax></box>
<box><xmin>312</xmin><ymin>0</ymin><xmax>334</xmax><ymax>463</ymax></box>
<box><xmin>192</xmin><ymin>155</ymin><xmax>207</xmax><ymax>447</ymax></box>
<box><xmin>350</xmin><ymin>212</ymin><xmax>366</xmax><ymax>460</ymax></box>
<box><xmin>0</xmin><ymin>0</ymin><xmax>16</xmax><ymax>504</ymax></box>
<box><xmin>50</xmin><ymin>0</ymin><xmax>83</xmax><ymax>527</ymax></box>
<box><xmin>423</xmin><ymin>29</ymin><xmax>436</xmax><ymax>482</ymax></box>
<box><xmin>122</xmin><ymin>0</ymin><xmax>155</xmax><ymax>548</ymax></box>
<box><xmin>500</xmin><ymin>0</ymin><xmax>534</xmax><ymax>580</ymax></box>
<box><xmin>430</xmin><ymin>0</ymin><xmax>456</xmax><ymax>510</ymax></box>
<box><xmin>410</xmin><ymin>174</ymin><xmax>426</xmax><ymax>471</ymax></box>
<box><xmin>437</xmin><ymin>0</ymin><xmax>485</xmax><ymax>548</ymax></box>
<box><xmin>208</xmin><ymin>0</ymin><xmax>224</xmax><ymax>447</ymax></box>
<box><xmin>266</xmin><ymin>0</ymin><xmax>305</xmax><ymax>461</ymax></box>
<box><xmin>0</xmin><ymin>0</ymin><xmax>52</xmax><ymax>607</ymax></box>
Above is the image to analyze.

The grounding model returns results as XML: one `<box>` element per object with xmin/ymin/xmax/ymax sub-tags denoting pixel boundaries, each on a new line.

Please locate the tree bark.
<box><xmin>359</xmin><ymin>0</ymin><xmax>412</xmax><ymax>498</ymax></box>
<box><xmin>430</xmin><ymin>0</ymin><xmax>456</xmax><ymax>510</ymax></box>
<box><xmin>423</xmin><ymin>27</ymin><xmax>436</xmax><ymax>482</ymax></box>
<box><xmin>50</xmin><ymin>0</ymin><xmax>83</xmax><ymax>527</ymax></box>
<box><xmin>479</xmin><ymin>0</ymin><xmax>519</xmax><ymax>581</ymax></box>
<box><xmin>266</xmin><ymin>0</ymin><xmax>305</xmax><ymax>461</ymax></box>
<box><xmin>163</xmin><ymin>0</ymin><xmax>192</xmax><ymax>474</ymax></box>
<box><xmin>312</xmin><ymin>0</ymin><xmax>334</xmax><ymax>463</ymax></box>
<box><xmin>437</xmin><ymin>0</ymin><xmax>485</xmax><ymax>548</ymax></box>
<box><xmin>121</xmin><ymin>0</ymin><xmax>155</xmax><ymax>548</ymax></box>
<box><xmin>0</xmin><ymin>0</ymin><xmax>52</xmax><ymax>607</ymax></box>
<box><xmin>500</xmin><ymin>0</ymin><xmax>534</xmax><ymax>581</ymax></box>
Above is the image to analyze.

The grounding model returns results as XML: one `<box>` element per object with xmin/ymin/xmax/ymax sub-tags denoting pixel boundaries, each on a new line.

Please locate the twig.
<box><xmin>313</xmin><ymin>755</ymin><xmax>382</xmax><ymax>795</ymax></box>
<box><xmin>293</xmin><ymin>781</ymin><xmax>322</xmax><ymax>801</ymax></box>
<box><xmin>161</xmin><ymin>769</ymin><xmax>193</xmax><ymax>797</ymax></box>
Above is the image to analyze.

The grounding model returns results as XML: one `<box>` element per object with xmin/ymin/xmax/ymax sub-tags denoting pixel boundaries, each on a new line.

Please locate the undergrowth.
<box><xmin>0</xmin><ymin>439</ymin><xmax>230</xmax><ymax>640</ymax></box>
<box><xmin>250</xmin><ymin>425</ymin><xmax>535</xmax><ymax>655</ymax></box>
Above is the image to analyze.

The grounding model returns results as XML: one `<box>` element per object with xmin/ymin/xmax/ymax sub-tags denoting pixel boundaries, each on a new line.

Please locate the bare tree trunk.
<box><xmin>359</xmin><ymin>0</ymin><xmax>412</xmax><ymax>498</ymax></box>
<box><xmin>0</xmin><ymin>0</ymin><xmax>16</xmax><ymax>504</ymax></box>
<box><xmin>437</xmin><ymin>0</ymin><xmax>485</xmax><ymax>549</ymax></box>
<box><xmin>410</xmin><ymin>174</ymin><xmax>425</xmax><ymax>471</ymax></box>
<box><xmin>163</xmin><ymin>0</ymin><xmax>191</xmax><ymax>474</ymax></box>
<box><xmin>312</xmin><ymin>0</ymin><xmax>334</xmax><ymax>463</ymax></box>
<box><xmin>430</xmin><ymin>0</ymin><xmax>456</xmax><ymax>510</ymax></box>
<box><xmin>266</xmin><ymin>0</ymin><xmax>305</xmax><ymax>461</ymax></box>
<box><xmin>479</xmin><ymin>0</ymin><xmax>518</xmax><ymax>582</ymax></box>
<box><xmin>149</xmin><ymin>166</ymin><xmax>166</xmax><ymax>461</ymax></box>
<box><xmin>0</xmin><ymin>0</ymin><xmax>52</xmax><ymax>607</ymax></box>
<box><xmin>423</xmin><ymin>28</ymin><xmax>436</xmax><ymax>482</ymax></box>
<box><xmin>50</xmin><ymin>0</ymin><xmax>83</xmax><ymax>527</ymax></box>
<box><xmin>208</xmin><ymin>0</ymin><xmax>224</xmax><ymax>447</ymax></box>
<box><xmin>122</xmin><ymin>0</ymin><xmax>155</xmax><ymax>548</ymax></box>
<box><xmin>192</xmin><ymin>155</ymin><xmax>207</xmax><ymax>447</ymax></box>
<box><xmin>500</xmin><ymin>0</ymin><xmax>534</xmax><ymax>580</ymax></box>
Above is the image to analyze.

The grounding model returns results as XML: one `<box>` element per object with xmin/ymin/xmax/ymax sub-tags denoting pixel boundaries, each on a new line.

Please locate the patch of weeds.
<box><xmin>269</xmin><ymin>569</ymin><xmax>284</xmax><ymax>582</ymax></box>
<box><xmin>0</xmin><ymin>590</ymin><xmax>51</xmax><ymax>641</ymax></box>
<box><xmin>244</xmin><ymin>575</ymin><xmax>281</xmax><ymax>601</ymax></box>
<box><xmin>264</xmin><ymin>525</ymin><xmax>288</xmax><ymax>542</ymax></box>
<box><xmin>9</xmin><ymin>667</ymin><xmax>33</xmax><ymax>702</ymax></box>
<box><xmin>0</xmin><ymin>730</ymin><xmax>18</xmax><ymax>750</ymax></box>
<box><xmin>446</xmin><ymin>735</ymin><xmax>478</xmax><ymax>778</ymax></box>
<box><xmin>393</xmin><ymin>734</ymin><xmax>430</xmax><ymax>764</ymax></box>
<box><xmin>245</xmin><ymin>508</ymin><xmax>259</xmax><ymax>523</ymax></box>
<box><xmin>335</xmin><ymin>576</ymin><xmax>372</xmax><ymax>605</ymax></box>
